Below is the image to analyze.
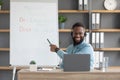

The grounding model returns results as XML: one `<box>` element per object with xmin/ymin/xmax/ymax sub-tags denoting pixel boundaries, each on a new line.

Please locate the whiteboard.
<box><xmin>10</xmin><ymin>0</ymin><xmax>59</xmax><ymax>66</ymax></box>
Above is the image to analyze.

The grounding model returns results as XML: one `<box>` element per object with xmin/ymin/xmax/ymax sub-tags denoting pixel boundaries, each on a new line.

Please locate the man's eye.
<box><xmin>75</xmin><ymin>33</ymin><xmax>82</xmax><ymax>35</ymax></box>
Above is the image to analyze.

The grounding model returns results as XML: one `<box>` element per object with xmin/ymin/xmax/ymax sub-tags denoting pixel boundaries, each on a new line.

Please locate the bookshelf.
<box><xmin>59</xmin><ymin>10</ymin><xmax>89</xmax><ymax>13</ymax></box>
<box><xmin>59</xmin><ymin>29</ymin><xmax>120</xmax><ymax>33</ymax></box>
<box><xmin>92</xmin><ymin>10</ymin><xmax>120</xmax><ymax>13</ymax></box>
<box><xmin>0</xmin><ymin>29</ymin><xmax>10</xmax><ymax>32</ymax></box>
<box><xmin>0</xmin><ymin>48</ymin><xmax>9</xmax><ymax>51</ymax></box>
<box><xmin>59</xmin><ymin>29</ymin><xmax>72</xmax><ymax>32</ymax></box>
<box><xmin>0</xmin><ymin>10</ymin><xmax>9</xmax><ymax>14</ymax></box>
<box><xmin>91</xmin><ymin>29</ymin><xmax>120</xmax><ymax>32</ymax></box>
<box><xmin>0</xmin><ymin>0</ymin><xmax>10</xmax><ymax>79</ymax></box>
<box><xmin>0</xmin><ymin>7</ymin><xmax>9</xmax><ymax>53</ymax></box>
<box><xmin>94</xmin><ymin>48</ymin><xmax>120</xmax><ymax>51</ymax></box>
<box><xmin>58</xmin><ymin>0</ymin><xmax>120</xmax><ymax>68</ymax></box>
<box><xmin>59</xmin><ymin>10</ymin><xmax>120</xmax><ymax>14</ymax></box>
<box><xmin>0</xmin><ymin>29</ymin><xmax>119</xmax><ymax>33</ymax></box>
<box><xmin>59</xmin><ymin>29</ymin><xmax>89</xmax><ymax>32</ymax></box>
<box><xmin>0</xmin><ymin>48</ymin><xmax>120</xmax><ymax>52</ymax></box>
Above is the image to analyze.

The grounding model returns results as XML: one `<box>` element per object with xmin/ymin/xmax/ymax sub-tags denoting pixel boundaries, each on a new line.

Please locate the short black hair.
<box><xmin>72</xmin><ymin>22</ymin><xmax>85</xmax><ymax>29</ymax></box>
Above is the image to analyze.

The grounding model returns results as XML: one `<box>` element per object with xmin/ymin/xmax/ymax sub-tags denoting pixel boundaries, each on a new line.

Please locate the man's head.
<box><xmin>71</xmin><ymin>22</ymin><xmax>86</xmax><ymax>46</ymax></box>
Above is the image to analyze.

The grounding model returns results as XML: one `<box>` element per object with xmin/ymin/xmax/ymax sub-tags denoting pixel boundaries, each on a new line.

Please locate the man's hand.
<box><xmin>50</xmin><ymin>44</ymin><xmax>58</xmax><ymax>52</ymax></box>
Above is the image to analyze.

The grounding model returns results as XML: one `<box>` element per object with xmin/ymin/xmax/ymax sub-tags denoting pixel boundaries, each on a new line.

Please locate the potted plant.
<box><xmin>0</xmin><ymin>0</ymin><xmax>3</xmax><ymax>10</ymax></box>
<box><xmin>59</xmin><ymin>15</ymin><xmax>67</xmax><ymax>29</ymax></box>
<box><xmin>29</xmin><ymin>60</ymin><xmax>37</xmax><ymax>71</ymax></box>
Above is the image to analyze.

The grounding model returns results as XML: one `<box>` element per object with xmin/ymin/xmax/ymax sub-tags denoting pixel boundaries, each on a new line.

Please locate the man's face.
<box><xmin>72</xmin><ymin>26</ymin><xmax>85</xmax><ymax>44</ymax></box>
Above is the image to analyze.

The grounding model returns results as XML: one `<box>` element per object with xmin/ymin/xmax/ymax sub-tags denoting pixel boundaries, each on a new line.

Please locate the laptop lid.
<box><xmin>63</xmin><ymin>54</ymin><xmax>90</xmax><ymax>71</ymax></box>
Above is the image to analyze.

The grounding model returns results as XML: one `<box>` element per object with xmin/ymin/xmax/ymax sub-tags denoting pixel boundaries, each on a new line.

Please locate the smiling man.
<box><xmin>50</xmin><ymin>22</ymin><xmax>94</xmax><ymax>70</ymax></box>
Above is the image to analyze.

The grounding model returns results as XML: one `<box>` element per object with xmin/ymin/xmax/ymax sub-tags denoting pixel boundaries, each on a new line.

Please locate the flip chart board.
<box><xmin>10</xmin><ymin>0</ymin><xmax>59</xmax><ymax>66</ymax></box>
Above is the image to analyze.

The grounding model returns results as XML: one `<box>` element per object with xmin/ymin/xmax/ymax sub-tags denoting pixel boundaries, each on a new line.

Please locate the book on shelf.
<box><xmin>92</xmin><ymin>13</ymin><xmax>96</xmax><ymax>29</ymax></box>
<box><xmin>96</xmin><ymin>13</ymin><xmax>100</xmax><ymax>29</ymax></box>
<box><xmin>96</xmin><ymin>32</ymin><xmax>100</xmax><ymax>48</ymax></box>
<box><xmin>84</xmin><ymin>32</ymin><xmax>90</xmax><ymax>43</ymax></box>
<box><xmin>83</xmin><ymin>0</ymin><xmax>88</xmax><ymax>10</ymax></box>
<box><xmin>78</xmin><ymin>0</ymin><xmax>83</xmax><ymax>10</ymax></box>
<box><xmin>92</xmin><ymin>32</ymin><xmax>104</xmax><ymax>48</ymax></box>
<box><xmin>99</xmin><ymin>32</ymin><xmax>104</xmax><ymax>48</ymax></box>
<box><xmin>92</xmin><ymin>32</ymin><xmax>96</xmax><ymax>48</ymax></box>
<box><xmin>92</xmin><ymin>13</ymin><xmax>101</xmax><ymax>29</ymax></box>
<box><xmin>94</xmin><ymin>51</ymin><xmax>104</xmax><ymax>68</ymax></box>
<box><xmin>94</xmin><ymin>51</ymin><xmax>99</xmax><ymax>68</ymax></box>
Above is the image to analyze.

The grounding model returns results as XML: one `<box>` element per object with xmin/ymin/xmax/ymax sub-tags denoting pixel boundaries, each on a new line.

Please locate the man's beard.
<box><xmin>72</xmin><ymin>37</ymin><xmax>84</xmax><ymax>46</ymax></box>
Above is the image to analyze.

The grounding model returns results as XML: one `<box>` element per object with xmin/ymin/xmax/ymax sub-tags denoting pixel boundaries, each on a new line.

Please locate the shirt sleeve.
<box><xmin>56</xmin><ymin>50</ymin><xmax>66</xmax><ymax>59</ymax></box>
<box><xmin>56</xmin><ymin>45</ymin><xmax>72</xmax><ymax>59</ymax></box>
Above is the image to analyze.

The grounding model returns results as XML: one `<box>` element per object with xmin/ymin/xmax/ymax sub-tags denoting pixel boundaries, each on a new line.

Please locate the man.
<box><xmin>50</xmin><ymin>22</ymin><xmax>94</xmax><ymax>69</ymax></box>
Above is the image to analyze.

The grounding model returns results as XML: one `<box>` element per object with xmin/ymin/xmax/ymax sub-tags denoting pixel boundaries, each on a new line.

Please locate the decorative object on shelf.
<box><xmin>104</xmin><ymin>0</ymin><xmax>117</xmax><ymax>10</ymax></box>
<box><xmin>59</xmin><ymin>15</ymin><xmax>67</xmax><ymax>29</ymax></box>
<box><xmin>0</xmin><ymin>0</ymin><xmax>3</xmax><ymax>10</ymax></box>
<box><xmin>29</xmin><ymin>60</ymin><xmax>37</xmax><ymax>71</ymax></box>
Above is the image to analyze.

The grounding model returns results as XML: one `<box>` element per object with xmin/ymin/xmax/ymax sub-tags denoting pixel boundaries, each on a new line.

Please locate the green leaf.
<box><xmin>30</xmin><ymin>60</ymin><xmax>36</xmax><ymax>64</ymax></box>
<box><xmin>59</xmin><ymin>15</ymin><xmax>67</xmax><ymax>23</ymax></box>
<box><xmin>0</xmin><ymin>0</ymin><xmax>3</xmax><ymax>5</ymax></box>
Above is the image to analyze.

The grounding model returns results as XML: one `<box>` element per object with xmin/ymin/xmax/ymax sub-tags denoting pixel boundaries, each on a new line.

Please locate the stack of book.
<box><xmin>91</xmin><ymin>13</ymin><xmax>104</xmax><ymax>48</ymax></box>
<box><xmin>92</xmin><ymin>13</ymin><xmax>101</xmax><ymax>29</ymax></box>
<box><xmin>78</xmin><ymin>0</ymin><xmax>88</xmax><ymax>10</ymax></box>
<box><xmin>94</xmin><ymin>51</ymin><xmax>104</xmax><ymax>68</ymax></box>
<box><xmin>92</xmin><ymin>32</ymin><xmax>104</xmax><ymax>48</ymax></box>
<box><xmin>84</xmin><ymin>32</ymin><xmax>90</xmax><ymax>43</ymax></box>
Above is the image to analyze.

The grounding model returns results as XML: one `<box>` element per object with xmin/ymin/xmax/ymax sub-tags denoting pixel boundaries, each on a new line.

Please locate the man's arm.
<box><xmin>50</xmin><ymin>44</ymin><xmax>69</xmax><ymax>59</ymax></box>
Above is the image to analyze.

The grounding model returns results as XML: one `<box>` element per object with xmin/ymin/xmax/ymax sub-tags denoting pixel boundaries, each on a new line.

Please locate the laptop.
<box><xmin>63</xmin><ymin>54</ymin><xmax>90</xmax><ymax>71</ymax></box>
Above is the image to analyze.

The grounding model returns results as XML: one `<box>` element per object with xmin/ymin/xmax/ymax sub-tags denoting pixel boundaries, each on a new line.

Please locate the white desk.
<box><xmin>18</xmin><ymin>67</ymin><xmax>120</xmax><ymax>80</ymax></box>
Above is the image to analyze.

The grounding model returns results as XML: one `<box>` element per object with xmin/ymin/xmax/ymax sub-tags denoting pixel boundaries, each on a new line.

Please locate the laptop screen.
<box><xmin>63</xmin><ymin>54</ymin><xmax>90</xmax><ymax>71</ymax></box>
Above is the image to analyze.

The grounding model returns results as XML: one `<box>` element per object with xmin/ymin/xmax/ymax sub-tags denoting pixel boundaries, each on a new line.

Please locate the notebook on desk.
<box><xmin>63</xmin><ymin>54</ymin><xmax>90</xmax><ymax>71</ymax></box>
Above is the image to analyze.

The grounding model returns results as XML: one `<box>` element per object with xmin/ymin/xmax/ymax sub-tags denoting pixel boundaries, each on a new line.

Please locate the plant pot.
<box><xmin>29</xmin><ymin>64</ymin><xmax>37</xmax><ymax>71</ymax></box>
<box><xmin>59</xmin><ymin>23</ymin><xmax>65</xmax><ymax>29</ymax></box>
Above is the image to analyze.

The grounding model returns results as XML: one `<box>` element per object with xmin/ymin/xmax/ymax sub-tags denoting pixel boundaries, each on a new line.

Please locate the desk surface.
<box><xmin>18</xmin><ymin>67</ymin><xmax>120</xmax><ymax>80</ymax></box>
<box><xmin>18</xmin><ymin>66</ymin><xmax>120</xmax><ymax>73</ymax></box>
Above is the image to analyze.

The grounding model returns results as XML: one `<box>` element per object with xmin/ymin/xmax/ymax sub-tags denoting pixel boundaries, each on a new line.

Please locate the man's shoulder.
<box><xmin>81</xmin><ymin>41</ymin><xmax>92</xmax><ymax>48</ymax></box>
<box><xmin>80</xmin><ymin>42</ymin><xmax>94</xmax><ymax>53</ymax></box>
